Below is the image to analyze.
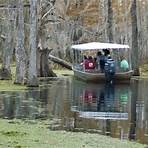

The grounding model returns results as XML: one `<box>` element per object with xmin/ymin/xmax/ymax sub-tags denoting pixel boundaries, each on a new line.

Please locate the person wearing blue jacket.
<box><xmin>104</xmin><ymin>56</ymin><xmax>116</xmax><ymax>83</ymax></box>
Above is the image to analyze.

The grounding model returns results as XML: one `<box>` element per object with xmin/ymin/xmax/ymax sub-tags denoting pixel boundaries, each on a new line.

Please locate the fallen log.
<box><xmin>48</xmin><ymin>54</ymin><xmax>72</xmax><ymax>70</ymax></box>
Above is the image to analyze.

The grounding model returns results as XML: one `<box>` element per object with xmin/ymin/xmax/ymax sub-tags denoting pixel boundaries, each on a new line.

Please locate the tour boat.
<box><xmin>71</xmin><ymin>42</ymin><xmax>133</xmax><ymax>83</ymax></box>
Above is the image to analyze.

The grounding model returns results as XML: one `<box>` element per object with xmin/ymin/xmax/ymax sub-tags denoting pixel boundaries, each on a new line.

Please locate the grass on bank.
<box><xmin>0</xmin><ymin>119</ymin><xmax>146</xmax><ymax>148</ymax></box>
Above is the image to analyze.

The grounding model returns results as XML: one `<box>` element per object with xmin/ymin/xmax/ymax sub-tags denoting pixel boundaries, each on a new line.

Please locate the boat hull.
<box><xmin>73</xmin><ymin>68</ymin><xmax>133</xmax><ymax>83</ymax></box>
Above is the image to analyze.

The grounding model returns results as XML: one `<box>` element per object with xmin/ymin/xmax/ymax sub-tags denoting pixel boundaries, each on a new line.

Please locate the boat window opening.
<box><xmin>79</xmin><ymin>51</ymin><xmax>83</xmax><ymax>64</ymax></box>
<box><xmin>71</xmin><ymin>49</ymin><xmax>75</xmax><ymax>65</ymax></box>
<box><xmin>76</xmin><ymin>50</ymin><xmax>78</xmax><ymax>64</ymax></box>
<box><xmin>73</xmin><ymin>49</ymin><xmax>75</xmax><ymax>64</ymax></box>
<box><xmin>75</xmin><ymin>48</ymin><xmax>132</xmax><ymax>73</ymax></box>
<box><xmin>73</xmin><ymin>49</ymin><xmax>80</xmax><ymax>64</ymax></box>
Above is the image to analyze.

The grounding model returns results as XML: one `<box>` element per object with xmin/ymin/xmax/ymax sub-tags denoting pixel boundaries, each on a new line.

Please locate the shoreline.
<box><xmin>0</xmin><ymin>119</ymin><xmax>146</xmax><ymax>148</ymax></box>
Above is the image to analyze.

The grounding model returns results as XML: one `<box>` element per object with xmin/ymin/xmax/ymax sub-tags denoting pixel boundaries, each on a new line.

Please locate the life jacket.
<box><xmin>85</xmin><ymin>59</ymin><xmax>95</xmax><ymax>69</ymax></box>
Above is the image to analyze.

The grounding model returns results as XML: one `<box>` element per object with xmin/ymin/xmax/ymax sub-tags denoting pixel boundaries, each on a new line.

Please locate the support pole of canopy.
<box><xmin>128</xmin><ymin>48</ymin><xmax>132</xmax><ymax>70</ymax></box>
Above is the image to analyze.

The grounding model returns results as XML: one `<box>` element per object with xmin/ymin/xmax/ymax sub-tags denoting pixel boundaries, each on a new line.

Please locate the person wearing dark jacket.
<box><xmin>96</xmin><ymin>51</ymin><xmax>106</xmax><ymax>72</ymax></box>
<box><xmin>104</xmin><ymin>56</ymin><xmax>116</xmax><ymax>83</ymax></box>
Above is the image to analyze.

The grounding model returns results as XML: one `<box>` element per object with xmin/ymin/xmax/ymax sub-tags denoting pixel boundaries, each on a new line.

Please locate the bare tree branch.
<box><xmin>0</xmin><ymin>35</ymin><xmax>6</xmax><ymax>40</ymax></box>
<box><xmin>41</xmin><ymin>6</ymin><xmax>54</xmax><ymax>20</ymax></box>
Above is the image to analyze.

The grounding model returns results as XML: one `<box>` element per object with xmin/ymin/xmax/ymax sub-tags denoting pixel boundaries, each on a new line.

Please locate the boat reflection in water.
<box><xmin>71</xmin><ymin>79</ymin><xmax>131</xmax><ymax>137</ymax></box>
<box><xmin>71</xmin><ymin>80</ymin><xmax>130</xmax><ymax>121</ymax></box>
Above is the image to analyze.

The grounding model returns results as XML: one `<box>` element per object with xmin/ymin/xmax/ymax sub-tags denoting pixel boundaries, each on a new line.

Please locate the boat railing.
<box><xmin>73</xmin><ymin>64</ymin><xmax>100</xmax><ymax>73</ymax></box>
<box><xmin>73</xmin><ymin>63</ymin><xmax>132</xmax><ymax>73</ymax></box>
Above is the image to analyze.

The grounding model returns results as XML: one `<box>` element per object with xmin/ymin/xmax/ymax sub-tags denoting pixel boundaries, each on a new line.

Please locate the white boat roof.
<box><xmin>71</xmin><ymin>42</ymin><xmax>130</xmax><ymax>50</ymax></box>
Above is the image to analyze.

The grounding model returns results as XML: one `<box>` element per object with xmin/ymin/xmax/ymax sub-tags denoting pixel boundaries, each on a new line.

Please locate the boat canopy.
<box><xmin>71</xmin><ymin>42</ymin><xmax>130</xmax><ymax>51</ymax></box>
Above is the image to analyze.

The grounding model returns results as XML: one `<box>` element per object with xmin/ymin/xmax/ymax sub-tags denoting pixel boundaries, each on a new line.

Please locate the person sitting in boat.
<box><xmin>103</xmin><ymin>49</ymin><xmax>110</xmax><ymax>57</ymax></box>
<box><xmin>104</xmin><ymin>56</ymin><xmax>116</xmax><ymax>83</ymax></box>
<box><xmin>82</xmin><ymin>55</ymin><xmax>88</xmax><ymax>64</ymax></box>
<box><xmin>96</xmin><ymin>51</ymin><xmax>106</xmax><ymax>72</ymax></box>
<box><xmin>87</xmin><ymin>56</ymin><xmax>96</xmax><ymax>70</ymax></box>
<box><xmin>80</xmin><ymin>55</ymin><xmax>88</xmax><ymax>69</ymax></box>
<box><xmin>120</xmin><ymin>56</ymin><xmax>129</xmax><ymax>72</ymax></box>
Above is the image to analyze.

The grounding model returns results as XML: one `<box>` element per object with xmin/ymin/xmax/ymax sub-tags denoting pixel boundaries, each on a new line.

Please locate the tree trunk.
<box><xmin>37</xmin><ymin>1</ymin><xmax>56</xmax><ymax>77</ymax></box>
<box><xmin>40</xmin><ymin>48</ymin><xmax>56</xmax><ymax>77</ymax></box>
<box><xmin>28</xmin><ymin>0</ymin><xmax>38</xmax><ymax>87</ymax></box>
<box><xmin>131</xmin><ymin>0</ymin><xmax>140</xmax><ymax>76</ymax></box>
<box><xmin>15</xmin><ymin>0</ymin><xmax>27</xmax><ymax>84</ymax></box>
<box><xmin>107</xmin><ymin>0</ymin><xmax>114</xmax><ymax>43</ymax></box>
<box><xmin>0</xmin><ymin>4</ymin><xmax>15</xmax><ymax>80</ymax></box>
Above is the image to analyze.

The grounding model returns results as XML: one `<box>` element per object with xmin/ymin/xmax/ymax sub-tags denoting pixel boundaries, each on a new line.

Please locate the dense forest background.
<box><xmin>0</xmin><ymin>0</ymin><xmax>147</xmax><ymax>86</ymax></box>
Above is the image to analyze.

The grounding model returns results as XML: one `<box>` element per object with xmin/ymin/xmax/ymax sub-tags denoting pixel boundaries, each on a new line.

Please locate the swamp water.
<box><xmin>0</xmin><ymin>77</ymin><xmax>148</xmax><ymax>145</ymax></box>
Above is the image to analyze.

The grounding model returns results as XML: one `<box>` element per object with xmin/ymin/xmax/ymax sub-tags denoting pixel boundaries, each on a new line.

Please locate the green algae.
<box><xmin>0</xmin><ymin>69</ymin><xmax>73</xmax><ymax>91</ymax></box>
<box><xmin>0</xmin><ymin>80</ymin><xmax>27</xmax><ymax>91</ymax></box>
<box><xmin>0</xmin><ymin>119</ymin><xmax>146</xmax><ymax>148</ymax></box>
<box><xmin>53</xmin><ymin>69</ymin><xmax>74</xmax><ymax>76</ymax></box>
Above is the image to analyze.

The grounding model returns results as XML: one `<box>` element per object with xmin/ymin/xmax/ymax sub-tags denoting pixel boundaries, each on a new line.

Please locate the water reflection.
<box><xmin>0</xmin><ymin>89</ymin><xmax>49</xmax><ymax>119</ymax></box>
<box><xmin>71</xmin><ymin>80</ymin><xmax>129</xmax><ymax>120</ymax></box>
<box><xmin>129</xmin><ymin>79</ymin><xmax>148</xmax><ymax>144</ymax></box>
<box><xmin>70</xmin><ymin>80</ymin><xmax>131</xmax><ymax>140</ymax></box>
<box><xmin>0</xmin><ymin>78</ymin><xmax>72</xmax><ymax>120</ymax></box>
<box><xmin>0</xmin><ymin>77</ymin><xmax>147</xmax><ymax>144</ymax></box>
<box><xmin>71</xmin><ymin>79</ymin><xmax>148</xmax><ymax>144</ymax></box>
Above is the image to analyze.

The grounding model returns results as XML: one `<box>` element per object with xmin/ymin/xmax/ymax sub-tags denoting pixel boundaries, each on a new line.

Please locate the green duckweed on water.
<box><xmin>53</xmin><ymin>69</ymin><xmax>74</xmax><ymax>77</ymax></box>
<box><xmin>0</xmin><ymin>119</ymin><xmax>146</xmax><ymax>148</ymax></box>
<box><xmin>0</xmin><ymin>69</ymin><xmax>73</xmax><ymax>91</ymax></box>
<box><xmin>0</xmin><ymin>80</ymin><xmax>27</xmax><ymax>91</ymax></box>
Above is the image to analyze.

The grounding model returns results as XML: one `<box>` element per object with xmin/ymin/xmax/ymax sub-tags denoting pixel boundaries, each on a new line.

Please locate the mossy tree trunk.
<box><xmin>107</xmin><ymin>0</ymin><xmax>114</xmax><ymax>43</ymax></box>
<box><xmin>131</xmin><ymin>0</ymin><xmax>140</xmax><ymax>76</ymax></box>
<box><xmin>0</xmin><ymin>3</ymin><xmax>15</xmax><ymax>80</ymax></box>
<box><xmin>37</xmin><ymin>1</ymin><xmax>56</xmax><ymax>77</ymax></box>
<box><xmin>28</xmin><ymin>0</ymin><xmax>38</xmax><ymax>87</ymax></box>
<box><xmin>15</xmin><ymin>0</ymin><xmax>27</xmax><ymax>84</ymax></box>
<box><xmin>40</xmin><ymin>48</ymin><xmax>56</xmax><ymax>77</ymax></box>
